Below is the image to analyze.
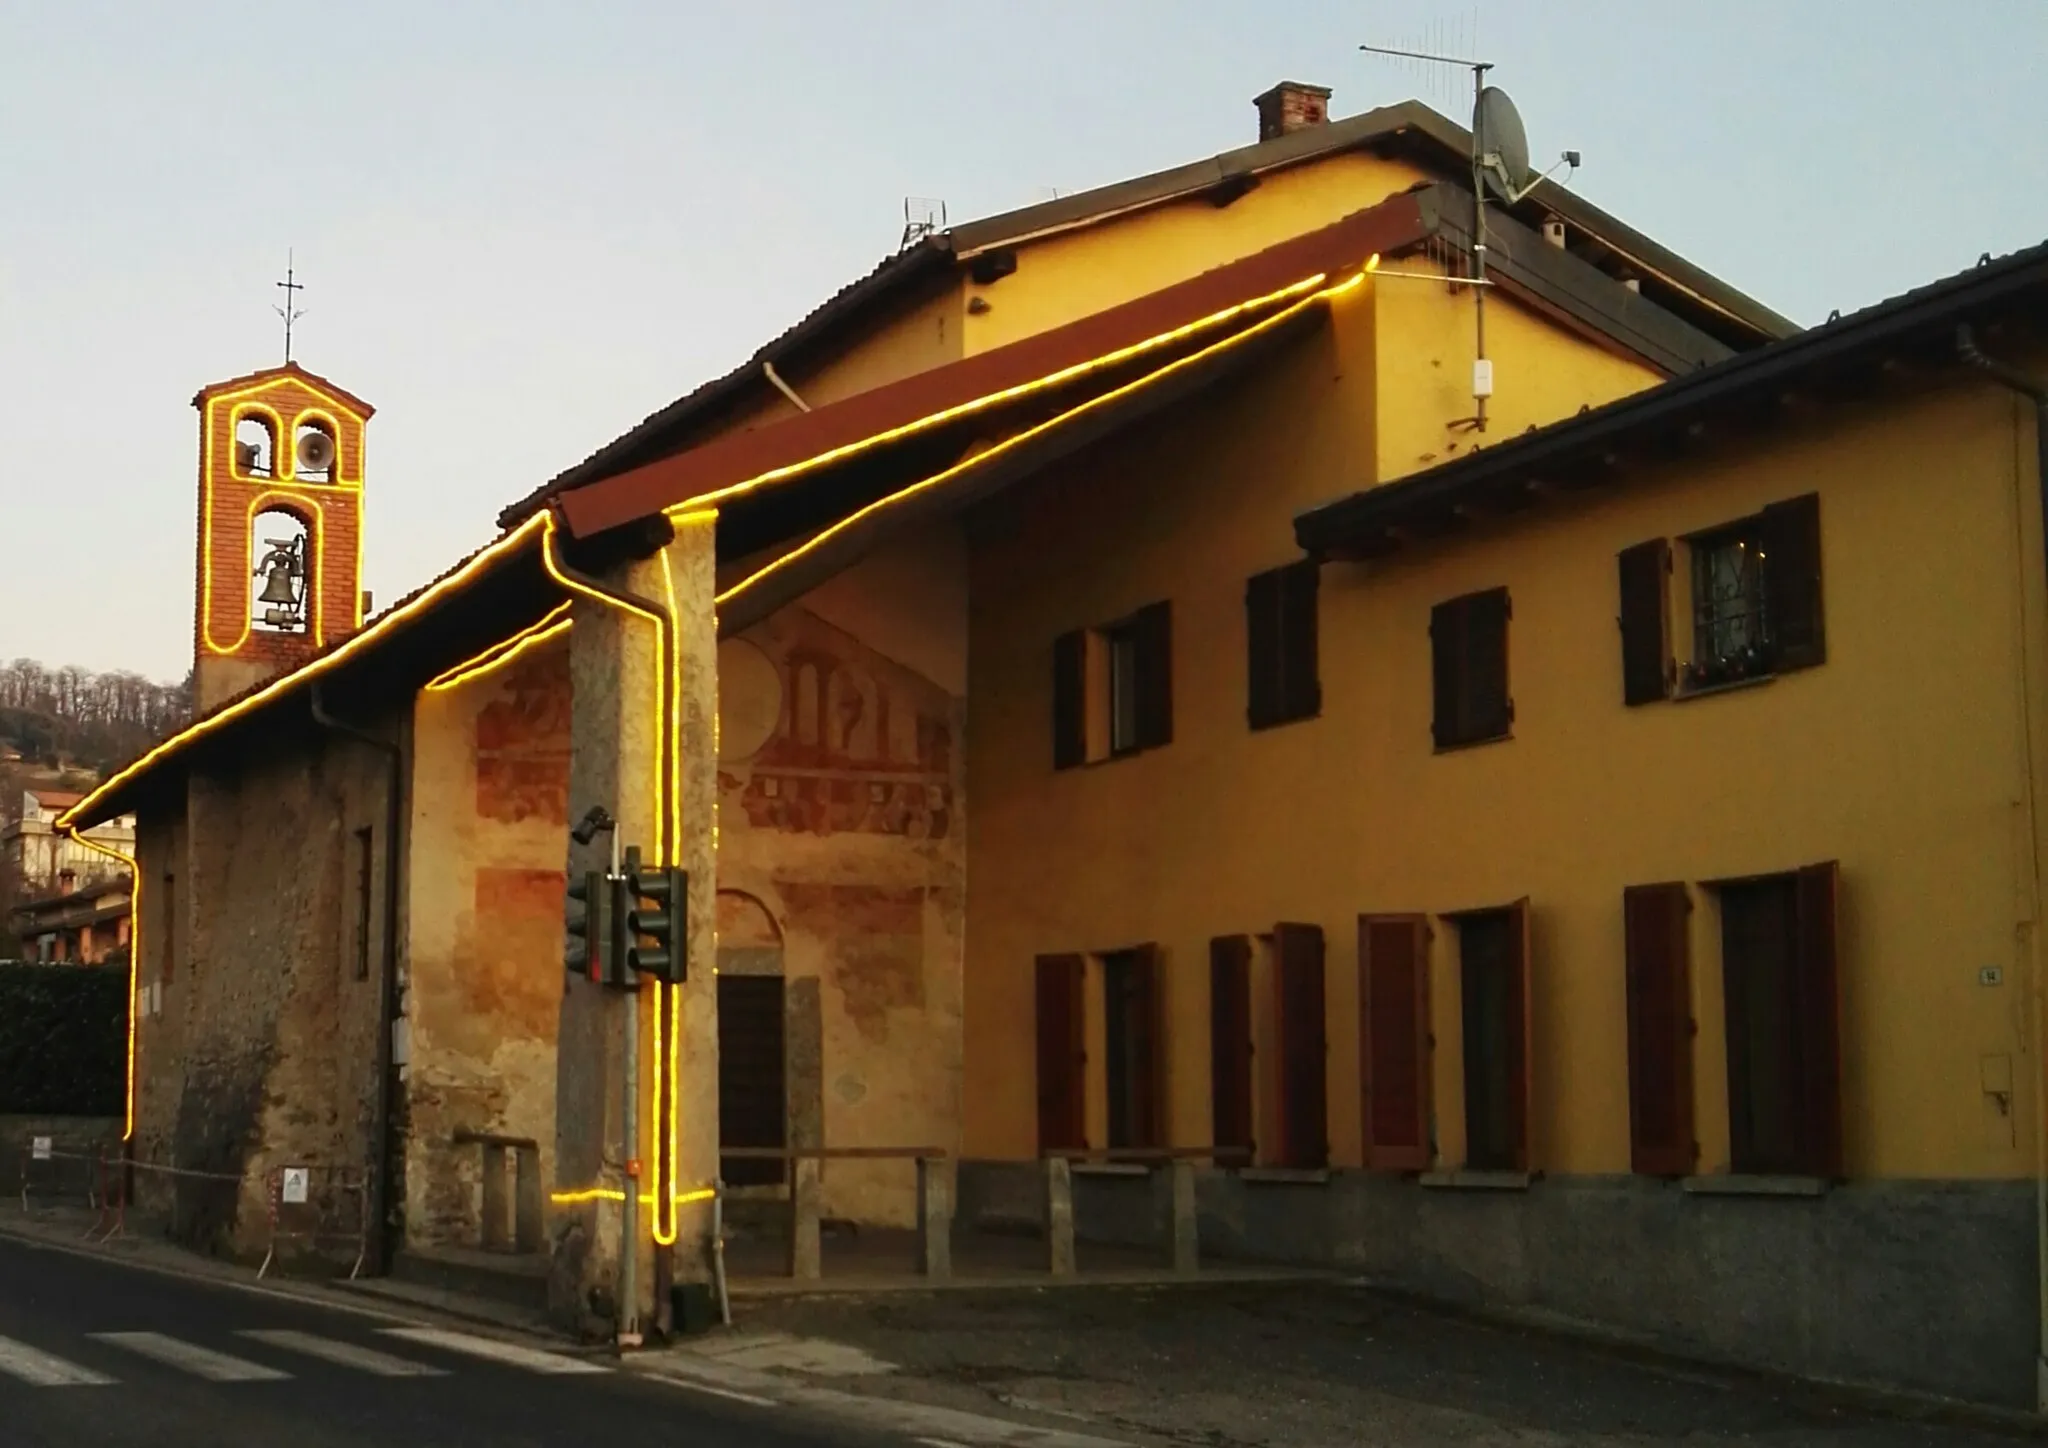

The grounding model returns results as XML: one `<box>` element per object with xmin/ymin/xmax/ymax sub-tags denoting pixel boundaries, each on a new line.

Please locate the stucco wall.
<box><xmin>130</xmin><ymin>715</ymin><xmax>395</xmax><ymax>1257</ymax></box>
<box><xmin>718</xmin><ymin>525</ymin><xmax>968</xmax><ymax>1225</ymax></box>
<box><xmin>404</xmin><ymin>633</ymin><xmax>572</xmax><ymax>1251</ymax></box>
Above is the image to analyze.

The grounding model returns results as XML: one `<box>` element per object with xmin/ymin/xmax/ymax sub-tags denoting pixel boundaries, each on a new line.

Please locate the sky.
<box><xmin>2</xmin><ymin>0</ymin><xmax>2044</xmax><ymax>682</ymax></box>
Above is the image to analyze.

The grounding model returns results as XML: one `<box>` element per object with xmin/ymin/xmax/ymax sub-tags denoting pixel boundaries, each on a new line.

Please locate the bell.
<box><xmin>257</xmin><ymin>561</ymin><xmax>298</xmax><ymax>606</ymax></box>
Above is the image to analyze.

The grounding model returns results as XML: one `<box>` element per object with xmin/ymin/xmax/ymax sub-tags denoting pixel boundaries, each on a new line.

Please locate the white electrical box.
<box><xmin>1473</xmin><ymin>359</ymin><xmax>1496</xmax><ymax>399</ymax></box>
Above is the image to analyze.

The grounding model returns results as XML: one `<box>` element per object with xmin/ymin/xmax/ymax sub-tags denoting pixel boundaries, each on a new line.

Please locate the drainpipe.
<box><xmin>309</xmin><ymin>682</ymin><xmax>403</xmax><ymax>1278</ymax></box>
<box><xmin>1957</xmin><ymin>324</ymin><xmax>2048</xmax><ymax>1412</ymax></box>
<box><xmin>544</xmin><ymin>507</ymin><xmax>679</xmax><ymax>1343</ymax></box>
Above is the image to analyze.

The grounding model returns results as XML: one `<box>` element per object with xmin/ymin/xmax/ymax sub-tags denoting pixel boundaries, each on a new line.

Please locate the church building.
<box><xmin>56</xmin><ymin>82</ymin><xmax>2048</xmax><ymax>1408</ymax></box>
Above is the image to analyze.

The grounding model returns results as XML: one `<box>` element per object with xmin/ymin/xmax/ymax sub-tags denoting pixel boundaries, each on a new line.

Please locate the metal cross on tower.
<box><xmin>274</xmin><ymin>250</ymin><xmax>306</xmax><ymax>365</ymax></box>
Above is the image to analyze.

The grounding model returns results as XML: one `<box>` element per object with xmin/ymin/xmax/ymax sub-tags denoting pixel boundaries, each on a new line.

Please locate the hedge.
<box><xmin>0</xmin><ymin>962</ymin><xmax>126</xmax><ymax>1116</ymax></box>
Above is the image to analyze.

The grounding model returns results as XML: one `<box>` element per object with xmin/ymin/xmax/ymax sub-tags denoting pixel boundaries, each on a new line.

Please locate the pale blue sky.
<box><xmin>2</xmin><ymin>0</ymin><xmax>2043</xmax><ymax>680</ymax></box>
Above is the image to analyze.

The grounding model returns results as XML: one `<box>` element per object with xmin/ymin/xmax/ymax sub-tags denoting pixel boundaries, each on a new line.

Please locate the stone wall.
<box><xmin>403</xmin><ymin>633</ymin><xmax>571</xmax><ymax>1252</ymax></box>
<box><xmin>130</xmin><ymin>710</ymin><xmax>397</xmax><ymax>1259</ymax></box>
<box><xmin>717</xmin><ymin>525</ymin><xmax>968</xmax><ymax>1226</ymax></box>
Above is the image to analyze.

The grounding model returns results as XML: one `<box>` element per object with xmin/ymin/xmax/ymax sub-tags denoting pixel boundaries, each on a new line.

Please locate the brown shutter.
<box><xmin>1274</xmin><ymin>922</ymin><xmax>1328</xmax><ymax>1168</ymax></box>
<box><xmin>1617</xmin><ymin>539</ymin><xmax>1672</xmax><ymax>706</ymax></box>
<box><xmin>1280</xmin><ymin>559</ymin><xmax>1322</xmax><ymax>722</ymax></box>
<box><xmin>1794</xmin><ymin>861</ymin><xmax>1843</xmax><ymax>1178</ymax></box>
<box><xmin>1762</xmin><ymin>493</ymin><xmax>1825</xmax><ymax>671</ymax></box>
<box><xmin>1209</xmin><ymin>935</ymin><xmax>1254</xmax><ymax>1162</ymax></box>
<box><xmin>1467</xmin><ymin>588</ymin><xmax>1513</xmax><ymax>739</ymax></box>
<box><xmin>1359</xmin><ymin>913</ymin><xmax>1432</xmax><ymax>1170</ymax></box>
<box><xmin>1134</xmin><ymin>601</ymin><xmax>1173</xmax><ymax>748</ymax></box>
<box><xmin>1128</xmin><ymin>943</ymin><xmax>1163</xmax><ymax>1150</ymax></box>
<box><xmin>1035</xmin><ymin>953</ymin><xmax>1087</xmax><ymax>1152</ymax></box>
<box><xmin>1246</xmin><ymin>571</ymin><xmax>1282</xmax><ymax>730</ymax></box>
<box><xmin>1623</xmin><ymin>883</ymin><xmax>1696</xmax><ymax>1176</ymax></box>
<box><xmin>1501</xmin><ymin>897</ymin><xmax>1532</xmax><ymax>1173</ymax></box>
<box><xmin>1052</xmin><ymin>630</ymin><xmax>1086</xmax><ymax>769</ymax></box>
<box><xmin>1429</xmin><ymin>596</ymin><xmax>1464</xmax><ymax>747</ymax></box>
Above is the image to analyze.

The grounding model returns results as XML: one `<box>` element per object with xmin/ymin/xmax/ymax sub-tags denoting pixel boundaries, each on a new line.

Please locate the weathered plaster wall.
<box><xmin>130</xmin><ymin>714</ymin><xmax>395</xmax><ymax>1258</ymax></box>
<box><xmin>404</xmin><ymin>633</ymin><xmax>571</xmax><ymax>1252</ymax></box>
<box><xmin>717</xmin><ymin>526</ymin><xmax>968</xmax><ymax>1226</ymax></box>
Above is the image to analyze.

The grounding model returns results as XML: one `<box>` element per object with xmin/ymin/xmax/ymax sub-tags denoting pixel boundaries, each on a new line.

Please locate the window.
<box><xmin>1450</xmin><ymin>902</ymin><xmax>1531</xmax><ymax>1172</ymax></box>
<box><xmin>352</xmin><ymin>828</ymin><xmax>374</xmax><ymax>982</ymax></box>
<box><xmin>1272</xmin><ymin>922</ymin><xmax>1328</xmax><ymax>1169</ymax></box>
<box><xmin>1246</xmin><ymin>560</ymin><xmax>1321</xmax><ymax>730</ymax></box>
<box><xmin>1716</xmin><ymin>863</ymin><xmax>1841</xmax><ymax>1178</ymax></box>
<box><xmin>1670</xmin><ymin>493</ymin><xmax>1825</xmax><ymax>691</ymax></box>
<box><xmin>1358</xmin><ymin>914</ymin><xmax>1432</xmax><ymax>1169</ymax></box>
<box><xmin>1623</xmin><ymin>883</ymin><xmax>1696</xmax><ymax>1175</ymax></box>
<box><xmin>1035</xmin><ymin>954</ymin><xmax>1087</xmax><ymax>1151</ymax></box>
<box><xmin>1430</xmin><ymin>587</ymin><xmax>1512</xmax><ymax>749</ymax></box>
<box><xmin>1101</xmin><ymin>947</ymin><xmax>1162</xmax><ymax>1151</ymax></box>
<box><xmin>1051</xmin><ymin>601</ymin><xmax>1172</xmax><ymax>769</ymax></box>
<box><xmin>160</xmin><ymin>872</ymin><xmax>176</xmax><ymax>985</ymax></box>
<box><xmin>1209</xmin><ymin>936</ymin><xmax>1255</xmax><ymax>1163</ymax></box>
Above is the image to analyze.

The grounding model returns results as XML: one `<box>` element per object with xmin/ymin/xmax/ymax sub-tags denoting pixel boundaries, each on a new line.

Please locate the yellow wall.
<box><xmin>963</xmin><ymin>281</ymin><xmax>2048</xmax><ymax>1182</ymax></box>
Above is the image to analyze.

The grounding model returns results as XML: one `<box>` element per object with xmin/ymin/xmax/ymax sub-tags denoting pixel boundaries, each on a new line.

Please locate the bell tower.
<box><xmin>191</xmin><ymin>362</ymin><xmax>374</xmax><ymax>713</ymax></box>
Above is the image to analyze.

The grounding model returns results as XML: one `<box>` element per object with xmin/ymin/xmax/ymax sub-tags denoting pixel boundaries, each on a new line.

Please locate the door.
<box><xmin>718</xmin><ymin>974</ymin><xmax>787</xmax><ymax>1187</ymax></box>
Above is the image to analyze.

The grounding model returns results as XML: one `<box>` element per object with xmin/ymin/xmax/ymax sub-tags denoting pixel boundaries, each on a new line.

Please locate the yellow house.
<box><xmin>81</xmin><ymin>78</ymin><xmax>2043</xmax><ymax>1406</ymax></box>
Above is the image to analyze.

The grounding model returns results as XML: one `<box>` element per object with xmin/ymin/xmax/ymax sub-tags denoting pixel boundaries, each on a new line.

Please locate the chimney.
<box><xmin>1254</xmin><ymin>82</ymin><xmax>1333</xmax><ymax>142</ymax></box>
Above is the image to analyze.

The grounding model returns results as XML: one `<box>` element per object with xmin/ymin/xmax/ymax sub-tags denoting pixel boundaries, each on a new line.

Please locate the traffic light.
<box><xmin>623</xmin><ymin>850</ymin><xmax>687</xmax><ymax>985</ymax></box>
<box><xmin>564</xmin><ymin>869</ymin><xmax>622</xmax><ymax>986</ymax></box>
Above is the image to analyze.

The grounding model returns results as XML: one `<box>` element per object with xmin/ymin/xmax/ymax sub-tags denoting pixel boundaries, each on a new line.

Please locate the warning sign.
<box><xmin>30</xmin><ymin>1136</ymin><xmax>51</xmax><ymax>1161</ymax></box>
<box><xmin>281</xmin><ymin>1167</ymin><xmax>309</xmax><ymax>1205</ymax></box>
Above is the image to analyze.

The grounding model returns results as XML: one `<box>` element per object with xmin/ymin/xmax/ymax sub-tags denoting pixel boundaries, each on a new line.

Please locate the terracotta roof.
<box><xmin>499</xmin><ymin>97</ymin><xmax>1796</xmax><ymax>530</ymax></box>
<box><xmin>27</xmin><ymin>788</ymin><xmax>83</xmax><ymax>808</ymax></box>
<box><xmin>191</xmin><ymin>361</ymin><xmax>377</xmax><ymax>418</ymax></box>
<box><xmin>1295</xmin><ymin>240</ymin><xmax>2048</xmax><ymax>559</ymax></box>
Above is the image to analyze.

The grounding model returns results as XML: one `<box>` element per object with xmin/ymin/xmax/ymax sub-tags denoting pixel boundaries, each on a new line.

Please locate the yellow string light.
<box><xmin>421</xmin><ymin>605</ymin><xmax>573</xmax><ymax>693</ymax></box>
<box><xmin>63</xmin><ymin>831</ymin><xmax>140</xmax><ymax>1142</ymax></box>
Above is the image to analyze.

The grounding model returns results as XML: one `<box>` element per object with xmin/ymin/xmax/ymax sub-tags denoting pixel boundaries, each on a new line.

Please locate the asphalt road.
<box><xmin>0</xmin><ymin>1233</ymin><xmax>874</xmax><ymax>1448</ymax></box>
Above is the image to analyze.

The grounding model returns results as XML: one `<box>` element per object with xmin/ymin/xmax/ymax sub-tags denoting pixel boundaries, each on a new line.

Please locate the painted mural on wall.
<box><xmin>718</xmin><ymin>608</ymin><xmax>953</xmax><ymax>841</ymax></box>
<box><xmin>474</xmin><ymin>647</ymin><xmax>572</xmax><ymax>827</ymax></box>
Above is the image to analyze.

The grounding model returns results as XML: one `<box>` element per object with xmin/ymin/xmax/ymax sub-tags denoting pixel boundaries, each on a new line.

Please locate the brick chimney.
<box><xmin>1254</xmin><ymin>81</ymin><xmax>1332</xmax><ymax>142</ymax></box>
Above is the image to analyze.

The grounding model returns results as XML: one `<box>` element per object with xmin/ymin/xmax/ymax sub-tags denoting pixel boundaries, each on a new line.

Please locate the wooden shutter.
<box><xmin>1035</xmin><ymin>954</ymin><xmax>1087</xmax><ymax>1152</ymax></box>
<box><xmin>1467</xmin><ymin>588</ymin><xmax>1512</xmax><ymax>740</ymax></box>
<box><xmin>1429</xmin><ymin>596</ymin><xmax>1464</xmax><ymax>747</ymax></box>
<box><xmin>1128</xmin><ymin>943</ymin><xmax>1164</xmax><ymax>1150</ymax></box>
<box><xmin>1052</xmin><ymin>630</ymin><xmax>1086</xmax><ymax>770</ymax></box>
<box><xmin>1274</xmin><ymin>922</ymin><xmax>1328</xmax><ymax>1168</ymax></box>
<box><xmin>1209</xmin><ymin>935</ymin><xmax>1254</xmax><ymax>1162</ymax></box>
<box><xmin>1359</xmin><ymin>913</ymin><xmax>1431</xmax><ymax>1170</ymax></box>
<box><xmin>1623</xmin><ymin>883</ymin><xmax>1695</xmax><ymax>1176</ymax></box>
<box><xmin>1762</xmin><ymin>493</ymin><xmax>1825</xmax><ymax>671</ymax></box>
<box><xmin>1133</xmin><ymin>601</ymin><xmax>1173</xmax><ymax>748</ymax></box>
<box><xmin>1280</xmin><ymin>559</ymin><xmax>1322</xmax><ymax>722</ymax></box>
<box><xmin>1794</xmin><ymin>861</ymin><xmax>1843</xmax><ymax>1178</ymax></box>
<box><xmin>1246</xmin><ymin>570</ymin><xmax>1282</xmax><ymax>730</ymax></box>
<box><xmin>1617</xmin><ymin>539</ymin><xmax>1672</xmax><ymax>706</ymax></box>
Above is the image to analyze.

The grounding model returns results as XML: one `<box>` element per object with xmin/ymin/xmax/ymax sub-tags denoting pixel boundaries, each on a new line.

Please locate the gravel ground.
<box><xmin>733</xmin><ymin>1281</ymin><xmax>2035</xmax><ymax>1447</ymax></box>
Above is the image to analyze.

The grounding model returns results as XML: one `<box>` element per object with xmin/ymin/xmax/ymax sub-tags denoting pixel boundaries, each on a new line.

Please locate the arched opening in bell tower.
<box><xmin>234</xmin><ymin>414</ymin><xmax>278</xmax><ymax>478</ymax></box>
<box><xmin>249</xmin><ymin>507</ymin><xmax>312</xmax><ymax>635</ymax></box>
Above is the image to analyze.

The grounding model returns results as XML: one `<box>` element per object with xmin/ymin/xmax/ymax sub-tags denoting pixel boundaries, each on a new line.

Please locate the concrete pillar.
<box><xmin>789</xmin><ymin>1157</ymin><xmax>822</xmax><ymax>1279</ymax></box>
<box><xmin>1161</xmin><ymin>1160</ymin><xmax>1198</xmax><ymax>1275</ymax></box>
<box><xmin>548</xmin><ymin>514</ymin><xmax>721</xmax><ymax>1334</ymax></box>
<box><xmin>917</xmin><ymin>1156</ymin><xmax>953</xmax><ymax>1278</ymax></box>
<box><xmin>1044</xmin><ymin>1158</ymin><xmax>1076</xmax><ymax>1276</ymax></box>
<box><xmin>786</xmin><ymin>976</ymin><xmax>824</xmax><ymax>1179</ymax></box>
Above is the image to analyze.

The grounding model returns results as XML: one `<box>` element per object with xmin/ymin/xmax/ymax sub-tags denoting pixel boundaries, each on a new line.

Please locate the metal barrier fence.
<box><xmin>258</xmin><ymin>1164</ymin><xmax>373</xmax><ymax>1281</ymax></box>
<box><xmin>17</xmin><ymin>1140</ymin><xmax>104</xmax><ymax>1232</ymax></box>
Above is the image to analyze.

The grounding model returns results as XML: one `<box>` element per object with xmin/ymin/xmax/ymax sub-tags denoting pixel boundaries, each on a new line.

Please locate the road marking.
<box><xmin>379</xmin><ymin>1326</ymin><xmax>609</xmax><ymax>1375</ymax></box>
<box><xmin>236</xmin><ymin>1329</ymin><xmax>447</xmax><ymax>1377</ymax></box>
<box><xmin>916</xmin><ymin>1439</ymin><xmax>975</xmax><ymax>1448</ymax></box>
<box><xmin>652</xmin><ymin>1375</ymin><xmax>779</xmax><ymax>1407</ymax></box>
<box><xmin>0</xmin><ymin>1335</ymin><xmax>116</xmax><ymax>1387</ymax></box>
<box><xmin>90</xmin><ymin>1332</ymin><xmax>291</xmax><ymax>1382</ymax></box>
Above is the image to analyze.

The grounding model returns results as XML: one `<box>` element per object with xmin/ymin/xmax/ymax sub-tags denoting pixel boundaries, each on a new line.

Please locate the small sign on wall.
<box><xmin>30</xmin><ymin>1137</ymin><xmax>51</xmax><ymax>1161</ymax></box>
<box><xmin>281</xmin><ymin>1167</ymin><xmax>309</xmax><ymax>1204</ymax></box>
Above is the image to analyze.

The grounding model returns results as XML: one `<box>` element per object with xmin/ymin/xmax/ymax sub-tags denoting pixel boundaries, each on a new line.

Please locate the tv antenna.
<box><xmin>274</xmin><ymin>249</ymin><xmax>307</xmax><ymax>366</ymax></box>
<box><xmin>900</xmin><ymin>197</ymin><xmax>948</xmax><ymax>252</ymax></box>
<box><xmin>1359</xmin><ymin>43</ymin><xmax>1581</xmax><ymax>432</ymax></box>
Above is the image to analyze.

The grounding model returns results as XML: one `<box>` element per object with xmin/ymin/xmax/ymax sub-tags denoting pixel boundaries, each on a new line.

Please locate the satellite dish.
<box><xmin>1473</xmin><ymin>86</ymin><xmax>1532</xmax><ymax>202</ymax></box>
<box><xmin>296</xmin><ymin>430</ymin><xmax>336</xmax><ymax>473</ymax></box>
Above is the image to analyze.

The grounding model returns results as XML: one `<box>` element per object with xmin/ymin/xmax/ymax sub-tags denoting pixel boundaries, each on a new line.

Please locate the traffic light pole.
<box><xmin>610</xmin><ymin>828</ymin><xmax>641</xmax><ymax>1348</ymax></box>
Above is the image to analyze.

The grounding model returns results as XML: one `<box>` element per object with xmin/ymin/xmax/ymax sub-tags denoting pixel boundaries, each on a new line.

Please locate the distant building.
<box><xmin>8</xmin><ymin>872</ymin><xmax>132</xmax><ymax>963</ymax></box>
<box><xmin>3</xmin><ymin>787</ymin><xmax>135</xmax><ymax>890</ymax></box>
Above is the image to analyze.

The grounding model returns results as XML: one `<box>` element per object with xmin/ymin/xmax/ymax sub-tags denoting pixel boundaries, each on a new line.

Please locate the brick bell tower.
<box><xmin>191</xmin><ymin>362</ymin><xmax>375</xmax><ymax>713</ymax></box>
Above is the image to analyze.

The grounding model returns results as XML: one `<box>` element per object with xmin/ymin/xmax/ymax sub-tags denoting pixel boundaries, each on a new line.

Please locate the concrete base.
<box><xmin>956</xmin><ymin>1161</ymin><xmax>2039</xmax><ymax>1410</ymax></box>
